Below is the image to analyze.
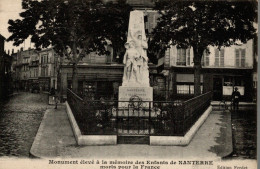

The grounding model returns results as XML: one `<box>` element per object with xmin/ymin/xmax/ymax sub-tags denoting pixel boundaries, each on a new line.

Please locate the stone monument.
<box><xmin>118</xmin><ymin>10</ymin><xmax>153</xmax><ymax>108</ymax></box>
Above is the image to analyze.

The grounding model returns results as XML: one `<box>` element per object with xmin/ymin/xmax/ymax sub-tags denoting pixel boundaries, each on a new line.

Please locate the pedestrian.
<box><xmin>232</xmin><ymin>87</ymin><xmax>241</xmax><ymax>110</ymax></box>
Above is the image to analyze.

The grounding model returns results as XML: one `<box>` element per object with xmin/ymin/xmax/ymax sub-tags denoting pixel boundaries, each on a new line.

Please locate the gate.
<box><xmin>114</xmin><ymin>100</ymin><xmax>153</xmax><ymax>144</ymax></box>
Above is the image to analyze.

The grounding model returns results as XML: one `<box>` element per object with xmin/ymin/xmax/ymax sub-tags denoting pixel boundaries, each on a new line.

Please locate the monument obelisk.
<box><xmin>118</xmin><ymin>10</ymin><xmax>153</xmax><ymax>108</ymax></box>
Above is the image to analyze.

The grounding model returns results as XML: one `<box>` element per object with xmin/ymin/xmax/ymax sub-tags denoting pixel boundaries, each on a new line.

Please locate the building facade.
<box><xmin>38</xmin><ymin>48</ymin><xmax>58</xmax><ymax>91</ymax></box>
<box><xmin>160</xmin><ymin>40</ymin><xmax>255</xmax><ymax>101</ymax></box>
<box><xmin>12</xmin><ymin>47</ymin><xmax>58</xmax><ymax>92</ymax></box>
<box><xmin>0</xmin><ymin>34</ymin><xmax>12</xmax><ymax>100</ymax></box>
<box><xmin>28</xmin><ymin>49</ymin><xmax>39</xmax><ymax>87</ymax></box>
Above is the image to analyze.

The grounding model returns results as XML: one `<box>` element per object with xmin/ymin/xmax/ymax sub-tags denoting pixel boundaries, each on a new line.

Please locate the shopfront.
<box><xmin>209</xmin><ymin>68</ymin><xmax>253</xmax><ymax>101</ymax></box>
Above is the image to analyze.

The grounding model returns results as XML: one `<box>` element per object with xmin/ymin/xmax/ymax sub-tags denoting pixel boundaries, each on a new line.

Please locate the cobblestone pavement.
<box><xmin>0</xmin><ymin>92</ymin><xmax>48</xmax><ymax>157</ymax></box>
<box><xmin>230</xmin><ymin>108</ymin><xmax>257</xmax><ymax>159</ymax></box>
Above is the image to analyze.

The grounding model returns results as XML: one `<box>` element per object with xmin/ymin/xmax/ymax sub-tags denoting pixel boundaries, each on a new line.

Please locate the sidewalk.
<box><xmin>211</xmin><ymin>101</ymin><xmax>256</xmax><ymax>106</ymax></box>
<box><xmin>30</xmin><ymin>104</ymin><xmax>232</xmax><ymax>160</ymax></box>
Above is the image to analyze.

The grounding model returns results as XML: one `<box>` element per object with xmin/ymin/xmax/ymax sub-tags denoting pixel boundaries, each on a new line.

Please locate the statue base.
<box><xmin>118</xmin><ymin>86</ymin><xmax>153</xmax><ymax>108</ymax></box>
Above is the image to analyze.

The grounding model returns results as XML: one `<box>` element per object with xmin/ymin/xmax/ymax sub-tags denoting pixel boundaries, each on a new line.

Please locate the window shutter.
<box><xmin>164</xmin><ymin>48</ymin><xmax>170</xmax><ymax>67</ymax></box>
<box><xmin>235</xmin><ymin>49</ymin><xmax>240</xmax><ymax>67</ymax></box>
<box><xmin>186</xmin><ymin>48</ymin><xmax>190</xmax><ymax>66</ymax></box>
<box><xmin>220</xmin><ymin>49</ymin><xmax>224</xmax><ymax>66</ymax></box>
<box><xmin>241</xmin><ymin>49</ymin><xmax>246</xmax><ymax>67</ymax></box>
<box><xmin>181</xmin><ymin>49</ymin><xmax>186</xmax><ymax>64</ymax></box>
<box><xmin>206</xmin><ymin>57</ymin><xmax>209</xmax><ymax>66</ymax></box>
<box><xmin>201</xmin><ymin>53</ymin><xmax>204</xmax><ymax>66</ymax></box>
<box><xmin>215</xmin><ymin>49</ymin><xmax>219</xmax><ymax>66</ymax></box>
<box><xmin>177</xmin><ymin>49</ymin><xmax>181</xmax><ymax>64</ymax></box>
<box><xmin>106</xmin><ymin>52</ymin><xmax>112</xmax><ymax>63</ymax></box>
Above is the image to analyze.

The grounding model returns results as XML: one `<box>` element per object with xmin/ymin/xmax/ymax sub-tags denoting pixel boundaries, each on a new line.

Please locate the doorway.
<box><xmin>213</xmin><ymin>77</ymin><xmax>223</xmax><ymax>101</ymax></box>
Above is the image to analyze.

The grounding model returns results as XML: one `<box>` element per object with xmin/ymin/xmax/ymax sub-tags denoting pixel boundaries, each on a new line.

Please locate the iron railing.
<box><xmin>67</xmin><ymin>88</ymin><xmax>212</xmax><ymax>136</ymax></box>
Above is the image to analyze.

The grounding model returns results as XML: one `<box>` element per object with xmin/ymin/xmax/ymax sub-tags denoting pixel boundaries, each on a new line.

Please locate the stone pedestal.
<box><xmin>118</xmin><ymin>86</ymin><xmax>153</xmax><ymax>108</ymax></box>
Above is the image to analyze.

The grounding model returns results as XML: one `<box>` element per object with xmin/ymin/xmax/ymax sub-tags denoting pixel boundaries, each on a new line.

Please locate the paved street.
<box><xmin>0</xmin><ymin>92</ymin><xmax>48</xmax><ymax>157</ymax></box>
<box><xmin>0</xmin><ymin>93</ymin><xmax>256</xmax><ymax>160</ymax></box>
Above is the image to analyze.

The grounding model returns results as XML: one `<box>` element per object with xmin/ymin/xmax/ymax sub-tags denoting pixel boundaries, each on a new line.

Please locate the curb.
<box><xmin>221</xmin><ymin>111</ymin><xmax>234</xmax><ymax>159</ymax></box>
<box><xmin>29</xmin><ymin>109</ymin><xmax>51</xmax><ymax>159</ymax></box>
<box><xmin>65</xmin><ymin>101</ymin><xmax>117</xmax><ymax>145</ymax></box>
<box><xmin>150</xmin><ymin>106</ymin><xmax>212</xmax><ymax>146</ymax></box>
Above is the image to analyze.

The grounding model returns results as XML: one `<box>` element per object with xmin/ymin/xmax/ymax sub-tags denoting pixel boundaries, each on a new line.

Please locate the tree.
<box><xmin>96</xmin><ymin>0</ymin><xmax>132</xmax><ymax>62</ymax></box>
<box><xmin>151</xmin><ymin>0</ymin><xmax>257</xmax><ymax>96</ymax></box>
<box><xmin>7</xmin><ymin>0</ymin><xmax>132</xmax><ymax>93</ymax></box>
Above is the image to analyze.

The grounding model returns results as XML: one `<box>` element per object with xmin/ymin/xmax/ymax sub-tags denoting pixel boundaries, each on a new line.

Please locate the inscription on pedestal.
<box><xmin>118</xmin><ymin>86</ymin><xmax>153</xmax><ymax>108</ymax></box>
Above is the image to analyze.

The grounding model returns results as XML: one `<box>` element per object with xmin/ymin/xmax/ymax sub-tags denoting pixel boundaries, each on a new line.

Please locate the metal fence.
<box><xmin>67</xmin><ymin>88</ymin><xmax>212</xmax><ymax>136</ymax></box>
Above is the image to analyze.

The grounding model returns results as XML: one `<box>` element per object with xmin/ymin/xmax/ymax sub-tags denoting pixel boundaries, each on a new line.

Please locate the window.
<box><xmin>48</xmin><ymin>54</ymin><xmax>52</xmax><ymax>63</ymax></box>
<box><xmin>235</xmin><ymin>49</ymin><xmax>246</xmax><ymax>67</ymax></box>
<box><xmin>177</xmin><ymin>48</ymin><xmax>190</xmax><ymax>66</ymax></box>
<box><xmin>253</xmin><ymin>81</ymin><xmax>257</xmax><ymax>89</ymax></box>
<box><xmin>164</xmin><ymin>48</ymin><xmax>170</xmax><ymax>67</ymax></box>
<box><xmin>234</xmin><ymin>77</ymin><xmax>244</xmax><ymax>86</ymax></box>
<box><xmin>53</xmin><ymin>80</ymin><xmax>56</xmax><ymax>89</ymax></box>
<box><xmin>41</xmin><ymin>68</ymin><xmax>45</xmax><ymax>77</ymax></box>
<box><xmin>201</xmin><ymin>49</ymin><xmax>210</xmax><ymax>66</ymax></box>
<box><xmin>215</xmin><ymin>49</ymin><xmax>224</xmax><ymax>66</ymax></box>
<box><xmin>177</xmin><ymin>84</ymin><xmax>203</xmax><ymax>94</ymax></box>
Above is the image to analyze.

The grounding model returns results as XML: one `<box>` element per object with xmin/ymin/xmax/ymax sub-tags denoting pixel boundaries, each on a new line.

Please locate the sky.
<box><xmin>0</xmin><ymin>0</ymin><xmax>31</xmax><ymax>53</ymax></box>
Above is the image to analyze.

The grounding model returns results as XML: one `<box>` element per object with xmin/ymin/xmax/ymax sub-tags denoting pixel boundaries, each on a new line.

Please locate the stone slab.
<box><xmin>118</xmin><ymin>86</ymin><xmax>153</xmax><ymax>108</ymax></box>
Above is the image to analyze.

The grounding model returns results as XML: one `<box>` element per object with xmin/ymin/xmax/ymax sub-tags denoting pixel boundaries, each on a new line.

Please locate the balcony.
<box><xmin>29</xmin><ymin>61</ymin><xmax>39</xmax><ymax>67</ymax></box>
<box><xmin>22</xmin><ymin>61</ymin><xmax>29</xmax><ymax>65</ymax></box>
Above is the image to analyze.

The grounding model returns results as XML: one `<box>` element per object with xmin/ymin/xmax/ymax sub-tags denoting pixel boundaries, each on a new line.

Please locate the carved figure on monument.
<box><xmin>123</xmin><ymin>41</ymin><xmax>140</xmax><ymax>84</ymax></box>
<box><xmin>129</xmin><ymin>30</ymin><xmax>149</xmax><ymax>85</ymax></box>
<box><xmin>122</xmin><ymin>33</ymin><xmax>150</xmax><ymax>86</ymax></box>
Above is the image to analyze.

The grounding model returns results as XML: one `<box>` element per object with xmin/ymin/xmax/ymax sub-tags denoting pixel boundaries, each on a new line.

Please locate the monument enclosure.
<box><xmin>119</xmin><ymin>10</ymin><xmax>153</xmax><ymax>108</ymax></box>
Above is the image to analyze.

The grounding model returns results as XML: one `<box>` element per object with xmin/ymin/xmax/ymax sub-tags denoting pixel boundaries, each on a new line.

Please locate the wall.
<box><xmin>207</xmin><ymin>40</ymin><xmax>253</xmax><ymax>68</ymax></box>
